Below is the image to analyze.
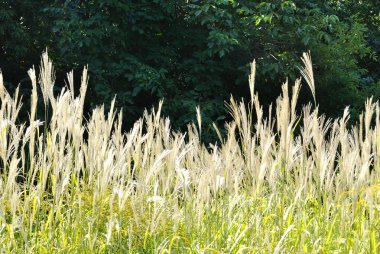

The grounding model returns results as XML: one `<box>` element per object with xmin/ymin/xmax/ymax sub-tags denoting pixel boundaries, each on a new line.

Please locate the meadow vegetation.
<box><xmin>0</xmin><ymin>52</ymin><xmax>379</xmax><ymax>253</ymax></box>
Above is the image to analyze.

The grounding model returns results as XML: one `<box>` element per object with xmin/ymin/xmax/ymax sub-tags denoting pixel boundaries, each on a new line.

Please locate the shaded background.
<box><xmin>1</xmin><ymin>0</ymin><xmax>379</xmax><ymax>142</ymax></box>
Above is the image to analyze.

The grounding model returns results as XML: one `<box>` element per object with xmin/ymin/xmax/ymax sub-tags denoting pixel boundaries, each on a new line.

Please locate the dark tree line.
<box><xmin>1</xmin><ymin>0</ymin><xmax>379</xmax><ymax>142</ymax></box>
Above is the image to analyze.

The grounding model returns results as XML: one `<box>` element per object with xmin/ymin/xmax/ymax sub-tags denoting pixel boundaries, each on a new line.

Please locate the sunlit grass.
<box><xmin>0</xmin><ymin>51</ymin><xmax>379</xmax><ymax>253</ymax></box>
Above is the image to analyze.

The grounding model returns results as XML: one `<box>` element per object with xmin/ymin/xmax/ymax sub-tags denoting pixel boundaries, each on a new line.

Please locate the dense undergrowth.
<box><xmin>0</xmin><ymin>52</ymin><xmax>379</xmax><ymax>253</ymax></box>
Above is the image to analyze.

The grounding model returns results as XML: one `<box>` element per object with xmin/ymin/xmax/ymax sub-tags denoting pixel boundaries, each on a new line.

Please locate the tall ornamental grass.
<box><xmin>0</xmin><ymin>52</ymin><xmax>379</xmax><ymax>253</ymax></box>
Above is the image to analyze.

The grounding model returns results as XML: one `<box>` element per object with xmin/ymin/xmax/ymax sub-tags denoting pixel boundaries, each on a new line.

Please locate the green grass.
<box><xmin>0</xmin><ymin>52</ymin><xmax>379</xmax><ymax>253</ymax></box>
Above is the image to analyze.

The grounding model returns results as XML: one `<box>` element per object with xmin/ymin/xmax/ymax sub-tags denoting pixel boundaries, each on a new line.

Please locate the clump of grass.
<box><xmin>0</xmin><ymin>51</ymin><xmax>379</xmax><ymax>253</ymax></box>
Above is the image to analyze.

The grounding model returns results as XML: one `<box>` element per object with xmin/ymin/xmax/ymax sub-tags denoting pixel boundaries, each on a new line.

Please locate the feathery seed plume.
<box><xmin>300</xmin><ymin>51</ymin><xmax>316</xmax><ymax>105</ymax></box>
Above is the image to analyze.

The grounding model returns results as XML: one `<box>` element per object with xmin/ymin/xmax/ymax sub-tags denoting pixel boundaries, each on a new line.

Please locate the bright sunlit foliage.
<box><xmin>0</xmin><ymin>52</ymin><xmax>379</xmax><ymax>253</ymax></box>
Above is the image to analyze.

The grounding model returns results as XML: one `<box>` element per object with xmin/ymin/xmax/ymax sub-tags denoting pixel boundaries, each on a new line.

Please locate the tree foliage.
<box><xmin>0</xmin><ymin>0</ymin><xmax>379</xmax><ymax>141</ymax></box>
